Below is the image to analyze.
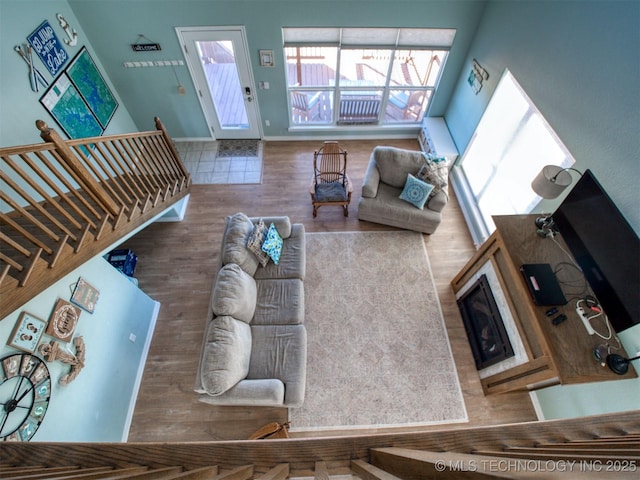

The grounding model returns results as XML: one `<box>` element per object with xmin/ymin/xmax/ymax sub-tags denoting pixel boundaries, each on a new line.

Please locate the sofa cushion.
<box><xmin>374</xmin><ymin>146</ymin><xmax>424</xmax><ymax>188</ymax></box>
<box><xmin>249</xmin><ymin>324</ymin><xmax>307</xmax><ymax>407</ymax></box>
<box><xmin>254</xmin><ymin>224</ymin><xmax>306</xmax><ymax>281</ymax></box>
<box><xmin>261</xmin><ymin>223</ymin><xmax>284</xmax><ymax>265</ymax></box>
<box><xmin>250</xmin><ymin>216</ymin><xmax>292</xmax><ymax>239</ymax></box>
<box><xmin>211</xmin><ymin>263</ymin><xmax>257</xmax><ymax>323</ymax></box>
<box><xmin>221</xmin><ymin>213</ymin><xmax>259</xmax><ymax>276</ymax></box>
<box><xmin>246</xmin><ymin>219</ymin><xmax>270</xmax><ymax>267</ymax></box>
<box><xmin>399</xmin><ymin>174</ymin><xmax>433</xmax><ymax>209</ymax></box>
<box><xmin>253</xmin><ymin>278</ymin><xmax>304</xmax><ymax>326</ymax></box>
<box><xmin>200</xmin><ymin>316</ymin><xmax>252</xmax><ymax>396</ymax></box>
<box><xmin>358</xmin><ymin>182</ymin><xmax>442</xmax><ymax>234</ymax></box>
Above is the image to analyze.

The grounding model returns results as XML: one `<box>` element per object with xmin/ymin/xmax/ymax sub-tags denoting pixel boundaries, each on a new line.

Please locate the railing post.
<box><xmin>36</xmin><ymin>120</ymin><xmax>120</xmax><ymax>217</ymax></box>
<box><xmin>154</xmin><ymin>117</ymin><xmax>190</xmax><ymax>179</ymax></box>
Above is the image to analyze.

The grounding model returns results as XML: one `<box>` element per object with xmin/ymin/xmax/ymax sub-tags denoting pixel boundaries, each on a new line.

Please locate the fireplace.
<box><xmin>457</xmin><ymin>275</ymin><xmax>514</xmax><ymax>370</ymax></box>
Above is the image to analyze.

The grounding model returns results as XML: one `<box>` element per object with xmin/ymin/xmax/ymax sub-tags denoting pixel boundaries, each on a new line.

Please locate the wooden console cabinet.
<box><xmin>451</xmin><ymin>214</ymin><xmax>636</xmax><ymax>395</ymax></box>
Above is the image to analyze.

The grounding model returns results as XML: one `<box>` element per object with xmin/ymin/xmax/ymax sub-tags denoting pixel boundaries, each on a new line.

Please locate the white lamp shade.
<box><xmin>531</xmin><ymin>165</ymin><xmax>573</xmax><ymax>199</ymax></box>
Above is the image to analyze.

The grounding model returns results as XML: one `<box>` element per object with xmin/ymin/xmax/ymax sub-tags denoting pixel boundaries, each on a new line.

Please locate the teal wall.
<box><xmin>443</xmin><ymin>0</ymin><xmax>640</xmax><ymax>419</ymax></box>
<box><xmin>444</xmin><ymin>0</ymin><xmax>640</xmax><ymax>233</ymax></box>
<box><xmin>64</xmin><ymin>0</ymin><xmax>486</xmax><ymax>138</ymax></box>
<box><xmin>0</xmin><ymin>0</ymin><xmax>137</xmax><ymax>147</ymax></box>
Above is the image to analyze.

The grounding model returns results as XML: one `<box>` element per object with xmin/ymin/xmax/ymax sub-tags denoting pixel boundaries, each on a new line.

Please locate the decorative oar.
<box><xmin>14</xmin><ymin>45</ymin><xmax>49</xmax><ymax>91</ymax></box>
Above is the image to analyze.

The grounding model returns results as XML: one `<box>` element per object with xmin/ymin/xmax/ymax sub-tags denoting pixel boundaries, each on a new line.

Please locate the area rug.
<box><xmin>289</xmin><ymin>231</ymin><xmax>468</xmax><ymax>431</ymax></box>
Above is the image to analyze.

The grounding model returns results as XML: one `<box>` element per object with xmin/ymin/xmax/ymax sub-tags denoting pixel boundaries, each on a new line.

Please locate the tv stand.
<box><xmin>451</xmin><ymin>214</ymin><xmax>636</xmax><ymax>395</ymax></box>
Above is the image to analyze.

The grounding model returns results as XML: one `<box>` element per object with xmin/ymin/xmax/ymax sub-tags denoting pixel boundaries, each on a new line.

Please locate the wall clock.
<box><xmin>0</xmin><ymin>353</ymin><xmax>51</xmax><ymax>441</ymax></box>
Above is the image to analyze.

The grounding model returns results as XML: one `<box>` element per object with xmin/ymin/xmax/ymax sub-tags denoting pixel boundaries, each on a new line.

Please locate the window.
<box><xmin>450</xmin><ymin>70</ymin><xmax>576</xmax><ymax>245</ymax></box>
<box><xmin>283</xmin><ymin>28</ymin><xmax>454</xmax><ymax>127</ymax></box>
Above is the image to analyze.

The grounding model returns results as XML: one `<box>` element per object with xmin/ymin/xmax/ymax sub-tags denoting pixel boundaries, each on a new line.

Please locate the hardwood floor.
<box><xmin>123</xmin><ymin>139</ymin><xmax>537</xmax><ymax>442</ymax></box>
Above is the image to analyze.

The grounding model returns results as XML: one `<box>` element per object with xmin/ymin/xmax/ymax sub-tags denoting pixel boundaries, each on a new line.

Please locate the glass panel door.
<box><xmin>177</xmin><ymin>27</ymin><xmax>260</xmax><ymax>139</ymax></box>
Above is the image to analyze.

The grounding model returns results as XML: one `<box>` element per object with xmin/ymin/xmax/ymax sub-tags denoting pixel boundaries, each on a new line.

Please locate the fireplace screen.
<box><xmin>457</xmin><ymin>275</ymin><xmax>514</xmax><ymax>370</ymax></box>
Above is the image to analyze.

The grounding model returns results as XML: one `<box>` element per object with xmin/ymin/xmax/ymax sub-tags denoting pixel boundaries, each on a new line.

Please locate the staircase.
<box><xmin>0</xmin><ymin>117</ymin><xmax>191</xmax><ymax>319</ymax></box>
<box><xmin>0</xmin><ymin>411</ymin><xmax>638</xmax><ymax>478</ymax></box>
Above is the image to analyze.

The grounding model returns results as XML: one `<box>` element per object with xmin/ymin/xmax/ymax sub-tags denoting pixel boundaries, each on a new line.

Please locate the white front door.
<box><xmin>177</xmin><ymin>26</ymin><xmax>261</xmax><ymax>139</ymax></box>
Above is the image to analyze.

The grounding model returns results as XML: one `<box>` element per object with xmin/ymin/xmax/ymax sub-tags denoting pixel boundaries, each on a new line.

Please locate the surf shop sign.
<box><xmin>28</xmin><ymin>20</ymin><xmax>69</xmax><ymax>77</ymax></box>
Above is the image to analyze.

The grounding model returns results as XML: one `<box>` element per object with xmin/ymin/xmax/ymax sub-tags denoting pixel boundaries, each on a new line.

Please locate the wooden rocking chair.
<box><xmin>310</xmin><ymin>141</ymin><xmax>352</xmax><ymax>217</ymax></box>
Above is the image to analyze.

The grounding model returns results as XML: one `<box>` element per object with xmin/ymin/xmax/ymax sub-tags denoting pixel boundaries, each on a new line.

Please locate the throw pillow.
<box><xmin>261</xmin><ymin>223</ymin><xmax>283</xmax><ymax>265</ymax></box>
<box><xmin>416</xmin><ymin>154</ymin><xmax>448</xmax><ymax>200</ymax></box>
<box><xmin>399</xmin><ymin>173</ymin><xmax>434</xmax><ymax>209</ymax></box>
<box><xmin>246</xmin><ymin>219</ymin><xmax>270</xmax><ymax>267</ymax></box>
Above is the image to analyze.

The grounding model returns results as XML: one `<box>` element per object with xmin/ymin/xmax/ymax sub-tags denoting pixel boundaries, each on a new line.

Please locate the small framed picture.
<box><xmin>7</xmin><ymin>312</ymin><xmax>47</xmax><ymax>354</ymax></box>
<box><xmin>70</xmin><ymin>277</ymin><xmax>100</xmax><ymax>313</ymax></box>
<box><xmin>259</xmin><ymin>50</ymin><xmax>274</xmax><ymax>67</ymax></box>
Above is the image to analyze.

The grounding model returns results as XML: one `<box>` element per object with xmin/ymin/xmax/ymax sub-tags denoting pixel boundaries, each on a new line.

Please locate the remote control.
<box><xmin>552</xmin><ymin>313</ymin><xmax>567</xmax><ymax>325</ymax></box>
<box><xmin>545</xmin><ymin>307</ymin><xmax>558</xmax><ymax>317</ymax></box>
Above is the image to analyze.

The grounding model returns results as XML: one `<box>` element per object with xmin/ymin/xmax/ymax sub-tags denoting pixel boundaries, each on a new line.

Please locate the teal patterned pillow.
<box><xmin>261</xmin><ymin>223</ymin><xmax>283</xmax><ymax>265</ymax></box>
<box><xmin>399</xmin><ymin>174</ymin><xmax>434</xmax><ymax>209</ymax></box>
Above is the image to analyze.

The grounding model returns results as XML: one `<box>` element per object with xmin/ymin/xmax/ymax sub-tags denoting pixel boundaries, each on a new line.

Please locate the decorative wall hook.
<box><xmin>56</xmin><ymin>13</ymin><xmax>78</xmax><ymax>47</ymax></box>
<box><xmin>468</xmin><ymin>58</ymin><xmax>489</xmax><ymax>94</ymax></box>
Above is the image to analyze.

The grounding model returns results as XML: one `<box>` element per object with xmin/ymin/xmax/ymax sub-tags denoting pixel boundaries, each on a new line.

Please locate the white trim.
<box><xmin>121</xmin><ymin>299</ymin><xmax>161</xmax><ymax>441</ymax></box>
<box><xmin>529</xmin><ymin>391</ymin><xmax>547</xmax><ymax>421</ymax></box>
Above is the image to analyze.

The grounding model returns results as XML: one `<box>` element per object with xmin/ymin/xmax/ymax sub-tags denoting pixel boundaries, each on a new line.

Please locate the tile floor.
<box><xmin>175</xmin><ymin>141</ymin><xmax>263</xmax><ymax>185</ymax></box>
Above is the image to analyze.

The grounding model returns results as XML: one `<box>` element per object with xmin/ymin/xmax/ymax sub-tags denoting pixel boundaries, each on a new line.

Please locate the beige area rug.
<box><xmin>289</xmin><ymin>231</ymin><xmax>468</xmax><ymax>431</ymax></box>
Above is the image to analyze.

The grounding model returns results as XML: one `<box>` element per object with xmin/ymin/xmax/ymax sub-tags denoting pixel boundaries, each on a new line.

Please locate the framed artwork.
<box><xmin>46</xmin><ymin>299</ymin><xmax>80</xmax><ymax>343</ymax></box>
<box><xmin>40</xmin><ymin>73</ymin><xmax>103</xmax><ymax>139</ymax></box>
<box><xmin>27</xmin><ymin>20</ymin><xmax>69</xmax><ymax>77</ymax></box>
<box><xmin>67</xmin><ymin>47</ymin><xmax>118</xmax><ymax>129</ymax></box>
<box><xmin>70</xmin><ymin>277</ymin><xmax>100</xmax><ymax>314</ymax></box>
<box><xmin>7</xmin><ymin>312</ymin><xmax>47</xmax><ymax>354</ymax></box>
<box><xmin>259</xmin><ymin>50</ymin><xmax>275</xmax><ymax>67</ymax></box>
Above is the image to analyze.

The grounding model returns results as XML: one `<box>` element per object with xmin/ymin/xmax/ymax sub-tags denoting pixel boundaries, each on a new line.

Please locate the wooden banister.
<box><xmin>37</xmin><ymin>120</ymin><xmax>121</xmax><ymax>217</ymax></box>
<box><xmin>0</xmin><ymin>118</ymin><xmax>190</xmax><ymax>319</ymax></box>
<box><xmin>0</xmin><ymin>411</ymin><xmax>636</xmax><ymax>478</ymax></box>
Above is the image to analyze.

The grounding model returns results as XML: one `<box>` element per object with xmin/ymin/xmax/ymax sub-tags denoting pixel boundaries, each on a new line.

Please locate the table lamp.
<box><xmin>531</xmin><ymin>165</ymin><xmax>581</xmax><ymax>199</ymax></box>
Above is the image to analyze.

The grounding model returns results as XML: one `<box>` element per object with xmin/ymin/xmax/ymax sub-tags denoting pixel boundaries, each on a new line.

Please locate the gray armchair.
<box><xmin>357</xmin><ymin>146</ymin><xmax>449</xmax><ymax>234</ymax></box>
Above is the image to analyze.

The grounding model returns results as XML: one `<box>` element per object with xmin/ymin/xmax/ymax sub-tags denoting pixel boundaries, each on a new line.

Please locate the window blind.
<box><xmin>283</xmin><ymin>27</ymin><xmax>456</xmax><ymax>48</ymax></box>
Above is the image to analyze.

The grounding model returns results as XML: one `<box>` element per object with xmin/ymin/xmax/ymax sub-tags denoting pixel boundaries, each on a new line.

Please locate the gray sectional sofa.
<box><xmin>357</xmin><ymin>146</ymin><xmax>449</xmax><ymax>234</ymax></box>
<box><xmin>194</xmin><ymin>212</ymin><xmax>307</xmax><ymax>408</ymax></box>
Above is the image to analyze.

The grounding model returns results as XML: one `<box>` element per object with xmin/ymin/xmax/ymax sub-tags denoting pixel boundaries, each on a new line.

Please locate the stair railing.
<box><xmin>0</xmin><ymin>117</ymin><xmax>190</xmax><ymax>319</ymax></box>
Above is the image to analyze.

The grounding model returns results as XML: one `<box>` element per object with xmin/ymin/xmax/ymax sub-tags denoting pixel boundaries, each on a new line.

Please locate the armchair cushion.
<box><xmin>211</xmin><ymin>263</ymin><xmax>257</xmax><ymax>323</ymax></box>
<box><xmin>374</xmin><ymin>146</ymin><xmax>424</xmax><ymax>188</ymax></box>
<box><xmin>200</xmin><ymin>316</ymin><xmax>252</xmax><ymax>396</ymax></box>
<box><xmin>399</xmin><ymin>174</ymin><xmax>434</xmax><ymax>209</ymax></box>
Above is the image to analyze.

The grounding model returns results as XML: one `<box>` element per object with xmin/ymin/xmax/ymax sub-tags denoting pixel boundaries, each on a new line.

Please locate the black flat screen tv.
<box><xmin>552</xmin><ymin>169</ymin><xmax>640</xmax><ymax>333</ymax></box>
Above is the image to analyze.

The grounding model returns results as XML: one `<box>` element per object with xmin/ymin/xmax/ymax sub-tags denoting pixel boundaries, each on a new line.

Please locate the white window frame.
<box><xmin>283</xmin><ymin>28</ymin><xmax>455</xmax><ymax>128</ymax></box>
<box><xmin>450</xmin><ymin>69</ymin><xmax>576</xmax><ymax>245</ymax></box>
